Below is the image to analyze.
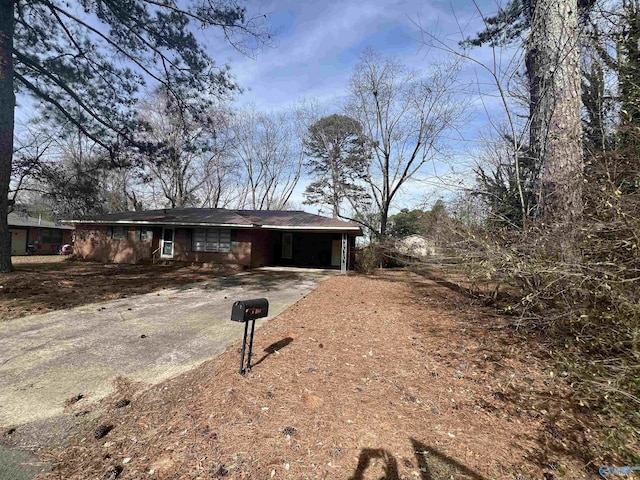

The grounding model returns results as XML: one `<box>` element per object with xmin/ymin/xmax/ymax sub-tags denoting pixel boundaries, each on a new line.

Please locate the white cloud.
<box><xmin>215</xmin><ymin>0</ymin><xmax>461</xmax><ymax>111</ymax></box>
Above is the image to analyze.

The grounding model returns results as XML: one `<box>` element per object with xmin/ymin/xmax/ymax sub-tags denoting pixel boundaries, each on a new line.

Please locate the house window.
<box><xmin>192</xmin><ymin>228</ymin><xmax>231</xmax><ymax>252</ymax></box>
<box><xmin>138</xmin><ymin>228</ymin><xmax>152</xmax><ymax>241</ymax></box>
<box><xmin>40</xmin><ymin>229</ymin><xmax>63</xmax><ymax>244</ymax></box>
<box><xmin>108</xmin><ymin>226</ymin><xmax>126</xmax><ymax>240</ymax></box>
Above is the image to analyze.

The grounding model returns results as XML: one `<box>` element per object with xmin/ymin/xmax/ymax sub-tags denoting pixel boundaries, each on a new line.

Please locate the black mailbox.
<box><xmin>231</xmin><ymin>298</ymin><xmax>269</xmax><ymax>375</ymax></box>
<box><xmin>231</xmin><ymin>298</ymin><xmax>269</xmax><ymax>322</ymax></box>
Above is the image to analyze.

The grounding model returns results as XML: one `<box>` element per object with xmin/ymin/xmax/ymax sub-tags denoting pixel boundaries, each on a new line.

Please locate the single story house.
<box><xmin>8</xmin><ymin>212</ymin><xmax>74</xmax><ymax>255</ymax></box>
<box><xmin>65</xmin><ymin>208</ymin><xmax>362</xmax><ymax>271</ymax></box>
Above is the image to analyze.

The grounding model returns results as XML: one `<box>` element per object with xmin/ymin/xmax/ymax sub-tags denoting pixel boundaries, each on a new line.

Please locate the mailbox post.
<box><xmin>230</xmin><ymin>298</ymin><xmax>269</xmax><ymax>375</ymax></box>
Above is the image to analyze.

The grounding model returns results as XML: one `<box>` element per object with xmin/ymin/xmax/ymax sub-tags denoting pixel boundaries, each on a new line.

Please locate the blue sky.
<box><xmin>15</xmin><ymin>0</ymin><xmax>518</xmax><ymax>213</ymax></box>
<box><xmin>219</xmin><ymin>0</ymin><xmax>496</xmax><ymax>111</ymax></box>
<box><xmin>207</xmin><ymin>0</ymin><xmax>515</xmax><ymax>210</ymax></box>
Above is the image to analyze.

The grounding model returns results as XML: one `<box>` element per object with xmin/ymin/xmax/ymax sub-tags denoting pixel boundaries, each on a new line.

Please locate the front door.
<box><xmin>161</xmin><ymin>228</ymin><xmax>174</xmax><ymax>258</ymax></box>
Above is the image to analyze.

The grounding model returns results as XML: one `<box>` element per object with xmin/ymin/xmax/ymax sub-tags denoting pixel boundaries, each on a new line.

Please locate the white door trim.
<box><xmin>161</xmin><ymin>227</ymin><xmax>175</xmax><ymax>258</ymax></box>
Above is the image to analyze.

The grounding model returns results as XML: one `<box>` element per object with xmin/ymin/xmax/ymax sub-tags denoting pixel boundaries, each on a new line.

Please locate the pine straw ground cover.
<box><xmin>40</xmin><ymin>270</ymin><xmax>604</xmax><ymax>480</ymax></box>
<box><xmin>1</xmin><ymin>261</ymin><xmax>230</xmax><ymax>321</ymax></box>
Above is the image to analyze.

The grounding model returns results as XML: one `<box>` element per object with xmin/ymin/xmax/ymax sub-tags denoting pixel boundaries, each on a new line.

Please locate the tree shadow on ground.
<box><xmin>348</xmin><ymin>439</ymin><xmax>487</xmax><ymax>480</ymax></box>
<box><xmin>0</xmin><ymin>262</ymin><xmax>225</xmax><ymax>320</ymax></box>
<box><xmin>409</xmin><ymin>267</ymin><xmax>475</xmax><ymax>299</ymax></box>
<box><xmin>364</xmin><ymin>268</ymin><xmax>479</xmax><ymax>306</ymax></box>
<box><xmin>202</xmin><ymin>270</ymin><xmax>314</xmax><ymax>290</ymax></box>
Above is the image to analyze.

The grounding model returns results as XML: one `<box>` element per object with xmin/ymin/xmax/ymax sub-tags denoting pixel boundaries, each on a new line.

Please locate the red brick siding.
<box><xmin>74</xmin><ymin>225</ymin><xmax>251</xmax><ymax>267</ymax></box>
<box><xmin>72</xmin><ymin>224</ymin><xmax>356</xmax><ymax>269</ymax></box>
<box><xmin>171</xmin><ymin>228</ymin><xmax>251</xmax><ymax>267</ymax></box>
<box><xmin>73</xmin><ymin>225</ymin><xmax>152</xmax><ymax>264</ymax></box>
<box><xmin>246</xmin><ymin>229</ymin><xmax>275</xmax><ymax>268</ymax></box>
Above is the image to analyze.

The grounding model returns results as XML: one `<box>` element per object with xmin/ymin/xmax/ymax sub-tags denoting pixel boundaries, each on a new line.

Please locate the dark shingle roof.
<box><xmin>235</xmin><ymin>210</ymin><xmax>361</xmax><ymax>229</ymax></box>
<box><xmin>67</xmin><ymin>208</ymin><xmax>253</xmax><ymax>226</ymax></box>
<box><xmin>66</xmin><ymin>208</ymin><xmax>361</xmax><ymax>232</ymax></box>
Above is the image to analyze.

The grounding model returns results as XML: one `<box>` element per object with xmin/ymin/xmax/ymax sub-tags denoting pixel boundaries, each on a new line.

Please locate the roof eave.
<box><xmin>260</xmin><ymin>225</ymin><xmax>362</xmax><ymax>233</ymax></box>
<box><xmin>10</xmin><ymin>223</ymin><xmax>74</xmax><ymax>230</ymax></box>
<box><xmin>65</xmin><ymin>220</ymin><xmax>254</xmax><ymax>228</ymax></box>
<box><xmin>63</xmin><ymin>219</ymin><xmax>362</xmax><ymax>234</ymax></box>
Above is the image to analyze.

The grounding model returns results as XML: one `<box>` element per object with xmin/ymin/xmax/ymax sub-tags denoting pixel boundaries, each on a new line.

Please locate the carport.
<box><xmin>232</xmin><ymin>210</ymin><xmax>361</xmax><ymax>272</ymax></box>
<box><xmin>250</xmin><ymin>229</ymin><xmax>357</xmax><ymax>270</ymax></box>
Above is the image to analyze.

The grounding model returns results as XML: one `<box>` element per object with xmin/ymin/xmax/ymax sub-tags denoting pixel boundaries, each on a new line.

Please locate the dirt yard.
<box><xmin>26</xmin><ymin>270</ymin><xmax>607</xmax><ymax>480</ymax></box>
<box><xmin>1</xmin><ymin>258</ymin><xmax>230</xmax><ymax>321</ymax></box>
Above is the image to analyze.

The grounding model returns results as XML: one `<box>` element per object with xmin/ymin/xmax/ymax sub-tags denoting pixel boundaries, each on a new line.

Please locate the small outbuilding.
<box><xmin>395</xmin><ymin>235</ymin><xmax>437</xmax><ymax>259</ymax></box>
<box><xmin>66</xmin><ymin>208</ymin><xmax>362</xmax><ymax>271</ymax></box>
<box><xmin>8</xmin><ymin>212</ymin><xmax>75</xmax><ymax>255</ymax></box>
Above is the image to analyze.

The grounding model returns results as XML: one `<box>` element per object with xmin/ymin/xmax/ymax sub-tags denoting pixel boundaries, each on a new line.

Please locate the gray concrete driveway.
<box><xmin>0</xmin><ymin>267</ymin><xmax>335</xmax><ymax>427</ymax></box>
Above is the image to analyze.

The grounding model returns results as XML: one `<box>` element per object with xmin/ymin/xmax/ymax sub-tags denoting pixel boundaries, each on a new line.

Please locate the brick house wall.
<box><xmin>9</xmin><ymin>226</ymin><xmax>73</xmax><ymax>255</ymax></box>
<box><xmin>73</xmin><ymin>225</ymin><xmax>152</xmax><ymax>264</ymax></box>
<box><xmin>74</xmin><ymin>224</ymin><xmax>252</xmax><ymax>267</ymax></box>
<box><xmin>171</xmin><ymin>228</ymin><xmax>251</xmax><ymax>267</ymax></box>
<box><xmin>246</xmin><ymin>229</ymin><xmax>276</xmax><ymax>268</ymax></box>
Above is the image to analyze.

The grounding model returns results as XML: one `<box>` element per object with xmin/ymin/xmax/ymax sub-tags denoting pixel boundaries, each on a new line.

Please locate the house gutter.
<box><xmin>62</xmin><ymin>221</ymin><xmax>362</xmax><ymax>235</ymax></box>
<box><xmin>260</xmin><ymin>225</ymin><xmax>362</xmax><ymax>232</ymax></box>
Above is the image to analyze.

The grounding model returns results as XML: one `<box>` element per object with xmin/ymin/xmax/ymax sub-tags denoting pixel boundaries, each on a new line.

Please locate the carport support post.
<box><xmin>341</xmin><ymin>233</ymin><xmax>348</xmax><ymax>274</ymax></box>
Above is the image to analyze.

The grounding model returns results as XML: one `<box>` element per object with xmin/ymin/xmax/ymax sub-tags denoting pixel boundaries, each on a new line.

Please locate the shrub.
<box><xmin>442</xmin><ymin>156</ymin><xmax>640</xmax><ymax>464</ymax></box>
<box><xmin>354</xmin><ymin>245</ymin><xmax>379</xmax><ymax>274</ymax></box>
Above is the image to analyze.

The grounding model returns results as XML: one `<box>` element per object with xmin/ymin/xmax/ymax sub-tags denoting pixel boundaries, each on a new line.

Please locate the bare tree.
<box><xmin>345</xmin><ymin>50</ymin><xmax>465</xmax><ymax>237</ymax></box>
<box><xmin>14</xmin><ymin>125</ymin><xmax>150</xmax><ymax>216</ymax></box>
<box><xmin>102</xmin><ymin>164</ymin><xmax>144</xmax><ymax>212</ymax></box>
<box><xmin>231</xmin><ymin>109</ymin><xmax>303</xmax><ymax>210</ymax></box>
<box><xmin>473</xmin><ymin>130</ymin><xmax>540</xmax><ymax>228</ymax></box>
<box><xmin>26</xmin><ymin>130</ymin><xmax>114</xmax><ymax>217</ymax></box>
<box><xmin>139</xmin><ymin>90</ymin><xmax>235</xmax><ymax>209</ymax></box>
<box><xmin>416</xmin><ymin>7</ymin><xmax>542</xmax><ymax>229</ymax></box>
<box><xmin>198</xmin><ymin>119</ymin><xmax>242</xmax><ymax>209</ymax></box>
<box><xmin>199</xmin><ymin>152</ymin><xmax>241</xmax><ymax>209</ymax></box>
<box><xmin>9</xmin><ymin>123</ymin><xmax>57</xmax><ymax>212</ymax></box>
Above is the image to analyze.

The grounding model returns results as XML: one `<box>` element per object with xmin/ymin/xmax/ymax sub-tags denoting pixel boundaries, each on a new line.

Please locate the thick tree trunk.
<box><xmin>528</xmin><ymin>0</ymin><xmax>583</xmax><ymax>225</ymax></box>
<box><xmin>330</xmin><ymin>158</ymin><xmax>340</xmax><ymax>219</ymax></box>
<box><xmin>379</xmin><ymin>204</ymin><xmax>389</xmax><ymax>238</ymax></box>
<box><xmin>0</xmin><ymin>0</ymin><xmax>15</xmax><ymax>273</ymax></box>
